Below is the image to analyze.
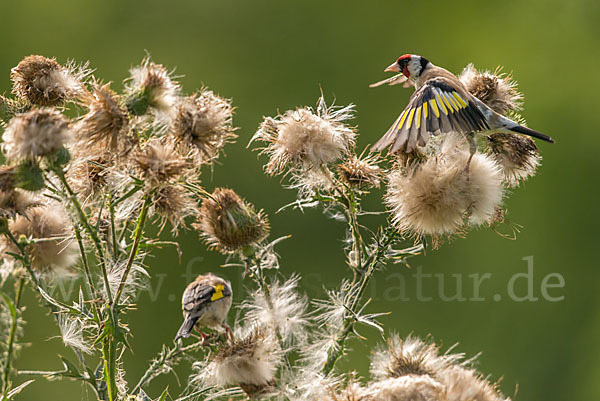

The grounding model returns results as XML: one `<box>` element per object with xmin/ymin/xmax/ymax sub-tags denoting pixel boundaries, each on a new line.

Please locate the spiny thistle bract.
<box><xmin>0</xmin><ymin>54</ymin><xmax>549</xmax><ymax>401</ymax></box>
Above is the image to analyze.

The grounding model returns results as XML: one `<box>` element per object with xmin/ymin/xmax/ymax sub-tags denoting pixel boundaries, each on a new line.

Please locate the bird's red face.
<box><xmin>385</xmin><ymin>54</ymin><xmax>412</xmax><ymax>78</ymax></box>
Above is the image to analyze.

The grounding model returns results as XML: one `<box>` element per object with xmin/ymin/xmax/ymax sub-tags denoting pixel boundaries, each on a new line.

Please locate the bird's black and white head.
<box><xmin>385</xmin><ymin>54</ymin><xmax>431</xmax><ymax>80</ymax></box>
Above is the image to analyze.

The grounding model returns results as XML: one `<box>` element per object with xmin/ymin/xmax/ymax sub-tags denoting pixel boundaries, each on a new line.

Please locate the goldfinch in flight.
<box><xmin>174</xmin><ymin>273</ymin><xmax>233</xmax><ymax>343</ymax></box>
<box><xmin>370</xmin><ymin>54</ymin><xmax>554</xmax><ymax>153</ymax></box>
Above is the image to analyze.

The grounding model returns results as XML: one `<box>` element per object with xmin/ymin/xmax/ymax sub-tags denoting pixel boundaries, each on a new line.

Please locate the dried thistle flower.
<box><xmin>252</xmin><ymin>96</ymin><xmax>356</xmax><ymax>174</ymax></box>
<box><xmin>337</xmin><ymin>153</ymin><xmax>383</xmax><ymax>188</ymax></box>
<box><xmin>370</xmin><ymin>335</ymin><xmax>459</xmax><ymax>381</ymax></box>
<box><xmin>67</xmin><ymin>153</ymin><xmax>111</xmax><ymax>200</ymax></box>
<box><xmin>459</xmin><ymin>64</ymin><xmax>522</xmax><ymax>115</ymax></box>
<box><xmin>10</xmin><ymin>55</ymin><xmax>89</xmax><ymax>106</ymax></box>
<box><xmin>0</xmin><ymin>189</ymin><xmax>41</xmax><ymax>218</ymax></box>
<box><xmin>368</xmin><ymin>336</ymin><xmax>511</xmax><ymax>401</ymax></box>
<box><xmin>440</xmin><ymin>365</ymin><xmax>510</xmax><ymax>401</ymax></box>
<box><xmin>2</xmin><ymin>204</ymin><xmax>78</xmax><ymax>273</ymax></box>
<box><xmin>366</xmin><ymin>375</ymin><xmax>444</xmax><ymax>401</ymax></box>
<box><xmin>487</xmin><ymin>132</ymin><xmax>541</xmax><ymax>187</ymax></box>
<box><xmin>151</xmin><ymin>185</ymin><xmax>199</xmax><ymax>234</ymax></box>
<box><xmin>172</xmin><ymin>91</ymin><xmax>237</xmax><ymax>163</ymax></box>
<box><xmin>203</xmin><ymin>325</ymin><xmax>281</xmax><ymax>397</ymax></box>
<box><xmin>194</xmin><ymin>188</ymin><xmax>269</xmax><ymax>254</ymax></box>
<box><xmin>385</xmin><ymin>135</ymin><xmax>503</xmax><ymax>236</ymax></box>
<box><xmin>2</xmin><ymin>108</ymin><xmax>71</xmax><ymax>161</ymax></box>
<box><xmin>124</xmin><ymin>58</ymin><xmax>179</xmax><ymax>118</ymax></box>
<box><xmin>463</xmin><ymin>151</ymin><xmax>505</xmax><ymax>226</ymax></box>
<box><xmin>75</xmin><ymin>83</ymin><xmax>130</xmax><ymax>153</ymax></box>
<box><xmin>133</xmin><ymin>138</ymin><xmax>189</xmax><ymax>187</ymax></box>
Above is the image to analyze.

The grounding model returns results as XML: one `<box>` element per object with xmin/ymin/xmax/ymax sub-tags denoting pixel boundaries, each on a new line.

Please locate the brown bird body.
<box><xmin>371</xmin><ymin>54</ymin><xmax>554</xmax><ymax>153</ymax></box>
<box><xmin>174</xmin><ymin>273</ymin><xmax>233</xmax><ymax>342</ymax></box>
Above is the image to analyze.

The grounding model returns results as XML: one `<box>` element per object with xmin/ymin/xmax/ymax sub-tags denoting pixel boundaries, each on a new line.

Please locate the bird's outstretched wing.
<box><xmin>372</xmin><ymin>78</ymin><xmax>489</xmax><ymax>153</ymax></box>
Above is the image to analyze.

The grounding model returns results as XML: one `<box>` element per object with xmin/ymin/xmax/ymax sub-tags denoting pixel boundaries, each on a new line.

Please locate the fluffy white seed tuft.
<box><xmin>252</xmin><ymin>96</ymin><xmax>356</xmax><ymax>174</ymax></box>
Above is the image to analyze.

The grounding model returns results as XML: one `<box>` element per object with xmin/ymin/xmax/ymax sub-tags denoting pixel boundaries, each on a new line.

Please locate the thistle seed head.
<box><xmin>75</xmin><ymin>83</ymin><xmax>130</xmax><ymax>154</ymax></box>
<box><xmin>133</xmin><ymin>138</ymin><xmax>189</xmax><ymax>187</ymax></box>
<box><xmin>487</xmin><ymin>132</ymin><xmax>541</xmax><ymax>187</ymax></box>
<box><xmin>385</xmin><ymin>134</ymin><xmax>503</xmax><ymax>236</ymax></box>
<box><xmin>2</xmin><ymin>108</ymin><xmax>72</xmax><ymax>161</ymax></box>
<box><xmin>1</xmin><ymin>204</ymin><xmax>78</xmax><ymax>274</ymax></box>
<box><xmin>0</xmin><ymin>189</ymin><xmax>42</xmax><ymax>218</ymax></box>
<box><xmin>337</xmin><ymin>153</ymin><xmax>383</xmax><ymax>188</ymax></box>
<box><xmin>194</xmin><ymin>188</ymin><xmax>269</xmax><ymax>254</ymax></box>
<box><xmin>151</xmin><ymin>185</ymin><xmax>199</xmax><ymax>235</ymax></box>
<box><xmin>207</xmin><ymin>326</ymin><xmax>281</xmax><ymax>396</ymax></box>
<box><xmin>172</xmin><ymin>91</ymin><xmax>237</xmax><ymax>163</ymax></box>
<box><xmin>459</xmin><ymin>64</ymin><xmax>522</xmax><ymax>115</ymax></box>
<box><xmin>10</xmin><ymin>55</ymin><xmax>88</xmax><ymax>106</ymax></box>
<box><xmin>124</xmin><ymin>58</ymin><xmax>179</xmax><ymax>117</ymax></box>
<box><xmin>252</xmin><ymin>96</ymin><xmax>356</xmax><ymax>174</ymax></box>
<box><xmin>67</xmin><ymin>153</ymin><xmax>111</xmax><ymax>200</ymax></box>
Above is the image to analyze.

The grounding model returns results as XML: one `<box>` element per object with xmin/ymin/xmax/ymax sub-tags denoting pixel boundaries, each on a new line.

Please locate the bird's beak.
<box><xmin>384</xmin><ymin>62</ymin><xmax>400</xmax><ymax>73</ymax></box>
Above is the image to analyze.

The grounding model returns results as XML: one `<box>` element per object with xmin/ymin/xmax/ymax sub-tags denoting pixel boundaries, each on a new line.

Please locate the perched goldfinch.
<box><xmin>371</xmin><ymin>54</ymin><xmax>554</xmax><ymax>153</ymax></box>
<box><xmin>174</xmin><ymin>273</ymin><xmax>233</xmax><ymax>343</ymax></box>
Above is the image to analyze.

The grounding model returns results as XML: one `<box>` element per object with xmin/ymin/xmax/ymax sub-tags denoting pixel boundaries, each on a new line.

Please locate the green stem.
<box><xmin>73</xmin><ymin>224</ymin><xmax>102</xmax><ymax>326</ymax></box>
<box><xmin>2</xmin><ymin>278</ymin><xmax>24</xmax><ymax>394</ymax></box>
<box><xmin>322</xmin><ymin>229</ymin><xmax>398</xmax><ymax>375</ymax></box>
<box><xmin>112</xmin><ymin>193</ymin><xmax>151</xmax><ymax>307</ymax></box>
<box><xmin>108</xmin><ymin>194</ymin><xmax>119</xmax><ymax>260</ymax></box>
<box><xmin>102</xmin><ymin>335</ymin><xmax>117</xmax><ymax>401</ymax></box>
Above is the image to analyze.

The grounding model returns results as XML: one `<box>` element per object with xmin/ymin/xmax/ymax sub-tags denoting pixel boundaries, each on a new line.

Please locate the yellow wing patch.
<box><xmin>423</xmin><ymin>102</ymin><xmax>428</xmax><ymax>119</ymax></box>
<box><xmin>416</xmin><ymin>106</ymin><xmax>422</xmax><ymax>129</ymax></box>
<box><xmin>406</xmin><ymin>108</ymin><xmax>416</xmax><ymax>129</ymax></box>
<box><xmin>441</xmin><ymin>93</ymin><xmax>455</xmax><ymax>113</ymax></box>
<box><xmin>210</xmin><ymin>284</ymin><xmax>225</xmax><ymax>301</ymax></box>
<box><xmin>452</xmin><ymin>92</ymin><xmax>468</xmax><ymax>108</ymax></box>
<box><xmin>429</xmin><ymin>99</ymin><xmax>440</xmax><ymax>118</ymax></box>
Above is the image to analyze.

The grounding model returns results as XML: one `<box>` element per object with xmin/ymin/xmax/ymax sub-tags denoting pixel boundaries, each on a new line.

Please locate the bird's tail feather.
<box><xmin>509</xmin><ymin>125</ymin><xmax>555</xmax><ymax>144</ymax></box>
<box><xmin>174</xmin><ymin>315</ymin><xmax>198</xmax><ymax>342</ymax></box>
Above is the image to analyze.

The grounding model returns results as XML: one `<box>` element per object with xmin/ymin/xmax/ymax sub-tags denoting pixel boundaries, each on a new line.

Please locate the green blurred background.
<box><xmin>0</xmin><ymin>0</ymin><xmax>598</xmax><ymax>400</ymax></box>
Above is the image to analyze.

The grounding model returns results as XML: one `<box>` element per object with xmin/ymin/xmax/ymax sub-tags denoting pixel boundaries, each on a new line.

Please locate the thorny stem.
<box><xmin>2</xmin><ymin>278</ymin><xmax>24</xmax><ymax>394</ymax></box>
<box><xmin>73</xmin><ymin>224</ymin><xmax>102</xmax><ymax>326</ymax></box>
<box><xmin>52</xmin><ymin>167</ymin><xmax>113</xmax><ymax>304</ymax></box>
<box><xmin>322</xmin><ymin>228</ymin><xmax>399</xmax><ymax>375</ymax></box>
<box><xmin>132</xmin><ymin>340</ymin><xmax>206</xmax><ymax>394</ymax></box>
<box><xmin>112</xmin><ymin>192</ymin><xmax>152</xmax><ymax>307</ymax></box>
<box><xmin>108</xmin><ymin>194</ymin><xmax>119</xmax><ymax>260</ymax></box>
<box><xmin>102</xmin><ymin>334</ymin><xmax>117</xmax><ymax>401</ymax></box>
